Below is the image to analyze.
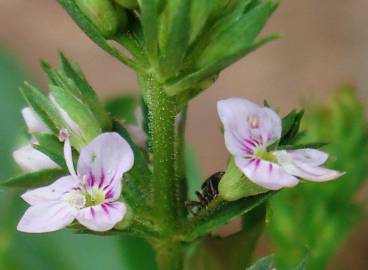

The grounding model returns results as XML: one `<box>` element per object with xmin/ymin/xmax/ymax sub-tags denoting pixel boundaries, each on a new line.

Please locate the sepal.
<box><xmin>219</xmin><ymin>158</ymin><xmax>267</xmax><ymax>201</ymax></box>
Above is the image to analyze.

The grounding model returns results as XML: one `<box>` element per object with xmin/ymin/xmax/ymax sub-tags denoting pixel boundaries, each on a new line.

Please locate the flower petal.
<box><xmin>274</xmin><ymin>150</ymin><xmax>343</xmax><ymax>182</ymax></box>
<box><xmin>13</xmin><ymin>144</ymin><xmax>59</xmax><ymax>172</ymax></box>
<box><xmin>235</xmin><ymin>156</ymin><xmax>299</xmax><ymax>190</ymax></box>
<box><xmin>217</xmin><ymin>98</ymin><xmax>281</xmax><ymax>156</ymax></box>
<box><xmin>287</xmin><ymin>149</ymin><xmax>329</xmax><ymax>166</ymax></box>
<box><xmin>284</xmin><ymin>160</ymin><xmax>343</xmax><ymax>182</ymax></box>
<box><xmin>76</xmin><ymin>202</ymin><xmax>126</xmax><ymax>232</ymax></box>
<box><xmin>21</xmin><ymin>176</ymin><xmax>79</xmax><ymax>205</ymax></box>
<box><xmin>77</xmin><ymin>133</ymin><xmax>134</xmax><ymax>197</ymax></box>
<box><xmin>17</xmin><ymin>202</ymin><xmax>75</xmax><ymax>233</ymax></box>
<box><xmin>22</xmin><ymin>107</ymin><xmax>50</xmax><ymax>133</ymax></box>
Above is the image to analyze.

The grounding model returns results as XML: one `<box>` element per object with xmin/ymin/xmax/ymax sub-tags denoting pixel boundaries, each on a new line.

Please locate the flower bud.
<box><xmin>114</xmin><ymin>0</ymin><xmax>138</xmax><ymax>9</ymax></box>
<box><xmin>218</xmin><ymin>158</ymin><xmax>267</xmax><ymax>201</ymax></box>
<box><xmin>76</xmin><ymin>0</ymin><xmax>127</xmax><ymax>38</ymax></box>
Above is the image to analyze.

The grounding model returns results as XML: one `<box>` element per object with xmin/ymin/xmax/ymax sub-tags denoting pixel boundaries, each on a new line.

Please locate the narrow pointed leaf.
<box><xmin>246</xmin><ymin>255</ymin><xmax>274</xmax><ymax>270</ymax></box>
<box><xmin>183</xmin><ymin>192</ymin><xmax>274</xmax><ymax>241</ymax></box>
<box><xmin>1</xmin><ymin>169</ymin><xmax>67</xmax><ymax>188</ymax></box>
<box><xmin>33</xmin><ymin>133</ymin><xmax>66</xmax><ymax>167</ymax></box>
<box><xmin>59</xmin><ymin>53</ymin><xmax>112</xmax><ymax>130</ymax></box>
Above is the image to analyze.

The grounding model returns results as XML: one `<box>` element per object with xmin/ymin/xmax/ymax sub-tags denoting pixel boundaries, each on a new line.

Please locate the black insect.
<box><xmin>186</xmin><ymin>171</ymin><xmax>224</xmax><ymax>214</ymax></box>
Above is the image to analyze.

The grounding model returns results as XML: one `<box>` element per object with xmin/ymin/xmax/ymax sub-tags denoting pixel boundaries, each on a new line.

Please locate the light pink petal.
<box><xmin>21</xmin><ymin>176</ymin><xmax>79</xmax><ymax>205</ymax></box>
<box><xmin>22</xmin><ymin>107</ymin><xmax>50</xmax><ymax>133</ymax></box>
<box><xmin>287</xmin><ymin>149</ymin><xmax>329</xmax><ymax>166</ymax></box>
<box><xmin>235</xmin><ymin>156</ymin><xmax>299</xmax><ymax>190</ymax></box>
<box><xmin>217</xmin><ymin>98</ymin><xmax>262</xmax><ymax>156</ymax></box>
<box><xmin>283</xmin><ymin>159</ymin><xmax>344</xmax><ymax>182</ymax></box>
<box><xmin>77</xmin><ymin>133</ymin><xmax>134</xmax><ymax>197</ymax></box>
<box><xmin>17</xmin><ymin>202</ymin><xmax>75</xmax><ymax>233</ymax></box>
<box><xmin>13</xmin><ymin>144</ymin><xmax>59</xmax><ymax>172</ymax></box>
<box><xmin>76</xmin><ymin>202</ymin><xmax>127</xmax><ymax>232</ymax></box>
<box><xmin>217</xmin><ymin>98</ymin><xmax>281</xmax><ymax>156</ymax></box>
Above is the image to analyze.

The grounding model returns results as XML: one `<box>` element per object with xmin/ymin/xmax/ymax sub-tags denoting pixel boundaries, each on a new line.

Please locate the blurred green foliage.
<box><xmin>268</xmin><ymin>86</ymin><xmax>368</xmax><ymax>270</ymax></box>
<box><xmin>0</xmin><ymin>48</ymin><xmax>156</xmax><ymax>270</ymax></box>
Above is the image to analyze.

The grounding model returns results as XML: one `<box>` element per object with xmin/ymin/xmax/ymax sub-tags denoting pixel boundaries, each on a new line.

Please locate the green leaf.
<box><xmin>58</xmin><ymin>53</ymin><xmax>112</xmax><ymax>130</ymax></box>
<box><xmin>138</xmin><ymin>0</ymin><xmax>159</xmax><ymax>65</ymax></box>
<box><xmin>279</xmin><ymin>109</ymin><xmax>304</xmax><ymax>145</ymax></box>
<box><xmin>167</xmin><ymin>34</ymin><xmax>279</xmax><ymax>96</ymax></box>
<box><xmin>159</xmin><ymin>0</ymin><xmax>191</xmax><ymax>78</ymax></box>
<box><xmin>189</xmin><ymin>0</ymin><xmax>211</xmax><ymax>44</ymax></box>
<box><xmin>33</xmin><ymin>133</ymin><xmax>66</xmax><ymax>167</ymax></box>
<box><xmin>1</xmin><ymin>169</ymin><xmax>67</xmax><ymax>188</ymax></box>
<box><xmin>275</xmin><ymin>142</ymin><xmax>328</xmax><ymax>151</ymax></box>
<box><xmin>57</xmin><ymin>0</ymin><xmax>136</xmax><ymax>69</ymax></box>
<box><xmin>246</xmin><ymin>255</ymin><xmax>274</xmax><ymax>270</ymax></box>
<box><xmin>50</xmin><ymin>84</ymin><xmax>102</xmax><ymax>143</ymax></box>
<box><xmin>185</xmin><ymin>205</ymin><xmax>267</xmax><ymax>270</ymax></box>
<box><xmin>183</xmin><ymin>192</ymin><xmax>274</xmax><ymax>241</ymax></box>
<box><xmin>20</xmin><ymin>83</ymin><xmax>65</xmax><ymax>135</ymax></box>
<box><xmin>106</xmin><ymin>95</ymin><xmax>138</xmax><ymax>124</ymax></box>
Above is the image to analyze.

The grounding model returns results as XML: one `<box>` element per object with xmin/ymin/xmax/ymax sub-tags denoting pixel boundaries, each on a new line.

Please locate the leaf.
<box><xmin>246</xmin><ymin>255</ymin><xmax>274</xmax><ymax>270</ymax></box>
<box><xmin>183</xmin><ymin>192</ymin><xmax>274</xmax><ymax>241</ymax></box>
<box><xmin>185</xmin><ymin>205</ymin><xmax>267</xmax><ymax>270</ymax></box>
<box><xmin>20</xmin><ymin>83</ymin><xmax>65</xmax><ymax>135</ymax></box>
<box><xmin>275</xmin><ymin>142</ymin><xmax>328</xmax><ymax>151</ymax></box>
<box><xmin>33</xmin><ymin>133</ymin><xmax>66</xmax><ymax>167</ymax></box>
<box><xmin>106</xmin><ymin>95</ymin><xmax>138</xmax><ymax>124</ymax></box>
<box><xmin>280</xmin><ymin>109</ymin><xmax>304</xmax><ymax>145</ymax></box>
<box><xmin>50</xmin><ymin>84</ymin><xmax>102</xmax><ymax>142</ymax></box>
<box><xmin>167</xmin><ymin>34</ymin><xmax>279</xmax><ymax>96</ymax></box>
<box><xmin>159</xmin><ymin>0</ymin><xmax>191</xmax><ymax>78</ymax></box>
<box><xmin>1</xmin><ymin>169</ymin><xmax>67</xmax><ymax>188</ymax></box>
<box><xmin>58</xmin><ymin>53</ymin><xmax>112</xmax><ymax>130</ymax></box>
<box><xmin>57</xmin><ymin>0</ymin><xmax>136</xmax><ymax>68</ymax></box>
<box><xmin>138</xmin><ymin>0</ymin><xmax>159</xmax><ymax>64</ymax></box>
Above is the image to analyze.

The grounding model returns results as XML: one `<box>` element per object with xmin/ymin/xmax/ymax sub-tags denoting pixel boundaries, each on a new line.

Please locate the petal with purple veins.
<box><xmin>76</xmin><ymin>202</ymin><xmax>127</xmax><ymax>232</ymax></box>
<box><xmin>235</xmin><ymin>156</ymin><xmax>299</xmax><ymax>190</ymax></box>
<box><xmin>77</xmin><ymin>133</ymin><xmax>134</xmax><ymax>194</ymax></box>
<box><xmin>17</xmin><ymin>202</ymin><xmax>75</xmax><ymax>233</ymax></box>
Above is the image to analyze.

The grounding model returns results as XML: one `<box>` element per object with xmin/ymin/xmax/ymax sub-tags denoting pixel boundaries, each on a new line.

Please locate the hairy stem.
<box><xmin>139</xmin><ymin>74</ymin><xmax>178</xmax><ymax>231</ymax></box>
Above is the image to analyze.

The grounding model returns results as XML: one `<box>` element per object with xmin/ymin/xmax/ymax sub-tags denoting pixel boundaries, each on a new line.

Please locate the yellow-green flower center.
<box><xmin>254</xmin><ymin>148</ymin><xmax>277</xmax><ymax>162</ymax></box>
<box><xmin>84</xmin><ymin>187</ymin><xmax>106</xmax><ymax>206</ymax></box>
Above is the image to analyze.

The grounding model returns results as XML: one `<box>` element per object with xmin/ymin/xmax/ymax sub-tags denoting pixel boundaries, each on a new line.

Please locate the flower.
<box><xmin>13</xmin><ymin>107</ymin><xmax>59</xmax><ymax>172</ymax></box>
<box><xmin>17</xmin><ymin>131</ymin><xmax>134</xmax><ymax>233</ymax></box>
<box><xmin>217</xmin><ymin>98</ymin><xmax>344</xmax><ymax>190</ymax></box>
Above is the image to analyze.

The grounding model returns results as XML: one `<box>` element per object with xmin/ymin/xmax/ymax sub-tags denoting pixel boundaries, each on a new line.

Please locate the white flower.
<box><xmin>217</xmin><ymin>98</ymin><xmax>344</xmax><ymax>190</ymax></box>
<box><xmin>17</xmin><ymin>132</ymin><xmax>134</xmax><ymax>233</ymax></box>
<box><xmin>13</xmin><ymin>108</ymin><xmax>59</xmax><ymax>172</ymax></box>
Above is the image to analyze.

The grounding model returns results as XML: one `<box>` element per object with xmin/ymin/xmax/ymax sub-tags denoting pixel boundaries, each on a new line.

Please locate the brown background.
<box><xmin>0</xmin><ymin>0</ymin><xmax>367</xmax><ymax>268</ymax></box>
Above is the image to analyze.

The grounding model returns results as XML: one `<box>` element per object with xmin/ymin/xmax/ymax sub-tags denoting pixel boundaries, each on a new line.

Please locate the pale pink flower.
<box><xmin>217</xmin><ymin>98</ymin><xmax>344</xmax><ymax>190</ymax></box>
<box><xmin>17</xmin><ymin>132</ymin><xmax>134</xmax><ymax>233</ymax></box>
<box><xmin>13</xmin><ymin>108</ymin><xmax>59</xmax><ymax>172</ymax></box>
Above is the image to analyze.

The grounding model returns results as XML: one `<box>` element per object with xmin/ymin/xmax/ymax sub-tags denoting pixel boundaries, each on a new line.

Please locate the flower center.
<box><xmin>84</xmin><ymin>187</ymin><xmax>106</xmax><ymax>206</ymax></box>
<box><xmin>64</xmin><ymin>192</ymin><xmax>86</xmax><ymax>209</ymax></box>
<box><xmin>254</xmin><ymin>148</ymin><xmax>277</xmax><ymax>162</ymax></box>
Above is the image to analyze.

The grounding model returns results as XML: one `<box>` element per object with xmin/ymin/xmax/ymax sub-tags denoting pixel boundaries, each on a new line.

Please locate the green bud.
<box><xmin>219</xmin><ymin>158</ymin><xmax>267</xmax><ymax>201</ymax></box>
<box><xmin>76</xmin><ymin>0</ymin><xmax>126</xmax><ymax>38</ymax></box>
<box><xmin>114</xmin><ymin>0</ymin><xmax>138</xmax><ymax>9</ymax></box>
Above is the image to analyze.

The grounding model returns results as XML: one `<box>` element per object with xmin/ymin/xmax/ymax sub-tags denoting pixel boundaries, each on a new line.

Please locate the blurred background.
<box><xmin>0</xmin><ymin>0</ymin><xmax>367</xmax><ymax>269</ymax></box>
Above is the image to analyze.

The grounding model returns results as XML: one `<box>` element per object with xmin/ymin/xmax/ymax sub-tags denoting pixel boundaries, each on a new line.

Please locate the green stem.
<box><xmin>139</xmin><ymin>73</ymin><xmax>178</xmax><ymax>231</ymax></box>
<box><xmin>154</xmin><ymin>241</ymin><xmax>184</xmax><ymax>270</ymax></box>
